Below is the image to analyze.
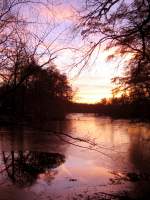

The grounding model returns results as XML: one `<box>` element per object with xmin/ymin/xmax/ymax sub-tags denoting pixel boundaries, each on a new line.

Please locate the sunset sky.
<box><xmin>21</xmin><ymin>0</ymin><xmax>127</xmax><ymax>104</ymax></box>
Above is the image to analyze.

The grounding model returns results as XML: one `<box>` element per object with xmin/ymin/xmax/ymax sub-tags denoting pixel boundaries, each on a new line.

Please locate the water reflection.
<box><xmin>1</xmin><ymin>151</ymin><xmax>65</xmax><ymax>187</ymax></box>
<box><xmin>128</xmin><ymin>124</ymin><xmax>150</xmax><ymax>172</ymax></box>
<box><xmin>128</xmin><ymin>125</ymin><xmax>150</xmax><ymax>199</ymax></box>
<box><xmin>0</xmin><ymin>114</ymin><xmax>150</xmax><ymax>199</ymax></box>
<box><xmin>0</xmin><ymin>122</ymin><xmax>70</xmax><ymax>152</ymax></box>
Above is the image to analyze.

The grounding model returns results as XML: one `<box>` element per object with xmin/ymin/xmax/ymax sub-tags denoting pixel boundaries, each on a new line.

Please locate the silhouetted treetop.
<box><xmin>78</xmin><ymin>0</ymin><xmax>150</xmax><ymax>101</ymax></box>
<box><xmin>0</xmin><ymin>39</ymin><xmax>73</xmax><ymax>121</ymax></box>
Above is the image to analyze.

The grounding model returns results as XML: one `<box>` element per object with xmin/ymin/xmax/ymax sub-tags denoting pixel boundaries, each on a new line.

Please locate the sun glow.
<box><xmin>69</xmin><ymin>48</ymin><xmax>134</xmax><ymax>104</ymax></box>
<box><xmin>73</xmin><ymin>92</ymin><xmax>112</xmax><ymax>104</ymax></box>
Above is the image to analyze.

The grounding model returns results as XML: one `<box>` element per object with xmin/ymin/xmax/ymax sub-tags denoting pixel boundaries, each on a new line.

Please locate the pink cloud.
<box><xmin>39</xmin><ymin>4</ymin><xmax>78</xmax><ymax>23</ymax></box>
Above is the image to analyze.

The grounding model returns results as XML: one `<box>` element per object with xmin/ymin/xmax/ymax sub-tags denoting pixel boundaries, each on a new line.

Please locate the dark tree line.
<box><xmin>0</xmin><ymin>44</ymin><xmax>72</xmax><ymax>122</ymax></box>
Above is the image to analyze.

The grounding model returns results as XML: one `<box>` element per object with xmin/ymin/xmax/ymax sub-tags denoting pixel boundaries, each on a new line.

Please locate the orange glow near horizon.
<box><xmin>56</xmin><ymin>46</ymin><xmax>133</xmax><ymax>104</ymax></box>
<box><xmin>73</xmin><ymin>96</ymin><xmax>110</xmax><ymax>104</ymax></box>
<box><xmin>64</xmin><ymin>48</ymin><xmax>133</xmax><ymax>104</ymax></box>
<box><xmin>72</xmin><ymin>88</ymin><xmax>112</xmax><ymax>104</ymax></box>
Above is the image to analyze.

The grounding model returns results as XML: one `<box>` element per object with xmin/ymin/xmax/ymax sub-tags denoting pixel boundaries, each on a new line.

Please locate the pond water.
<box><xmin>0</xmin><ymin>113</ymin><xmax>150</xmax><ymax>200</ymax></box>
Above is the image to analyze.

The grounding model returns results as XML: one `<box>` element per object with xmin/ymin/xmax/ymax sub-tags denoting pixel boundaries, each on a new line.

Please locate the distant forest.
<box><xmin>68</xmin><ymin>96</ymin><xmax>150</xmax><ymax>120</ymax></box>
<box><xmin>0</xmin><ymin>61</ymin><xmax>72</xmax><ymax>123</ymax></box>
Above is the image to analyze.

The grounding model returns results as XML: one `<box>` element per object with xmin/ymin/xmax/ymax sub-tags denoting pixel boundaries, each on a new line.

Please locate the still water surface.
<box><xmin>0</xmin><ymin>113</ymin><xmax>150</xmax><ymax>199</ymax></box>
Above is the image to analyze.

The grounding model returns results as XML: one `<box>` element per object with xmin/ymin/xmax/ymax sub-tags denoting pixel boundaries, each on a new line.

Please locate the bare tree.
<box><xmin>0</xmin><ymin>0</ymin><xmax>69</xmax><ymax>89</ymax></box>
<box><xmin>76</xmin><ymin>0</ymin><xmax>150</xmax><ymax>100</ymax></box>
<box><xmin>0</xmin><ymin>0</ymin><xmax>75</xmax><ymax>120</ymax></box>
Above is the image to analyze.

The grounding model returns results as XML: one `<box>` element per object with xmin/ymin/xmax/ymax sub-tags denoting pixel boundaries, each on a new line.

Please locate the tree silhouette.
<box><xmin>0</xmin><ymin>0</ymin><xmax>74</xmax><ymax>121</ymax></box>
<box><xmin>77</xmin><ymin>0</ymin><xmax>150</xmax><ymax>102</ymax></box>
<box><xmin>0</xmin><ymin>53</ymin><xmax>72</xmax><ymax>121</ymax></box>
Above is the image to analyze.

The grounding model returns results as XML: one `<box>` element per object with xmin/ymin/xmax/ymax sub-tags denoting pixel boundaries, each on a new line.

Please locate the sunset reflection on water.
<box><xmin>0</xmin><ymin>113</ymin><xmax>150</xmax><ymax>199</ymax></box>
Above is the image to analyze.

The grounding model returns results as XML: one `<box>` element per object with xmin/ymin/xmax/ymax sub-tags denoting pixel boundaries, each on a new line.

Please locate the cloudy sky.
<box><xmin>19</xmin><ymin>0</ymin><xmax>127</xmax><ymax>103</ymax></box>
